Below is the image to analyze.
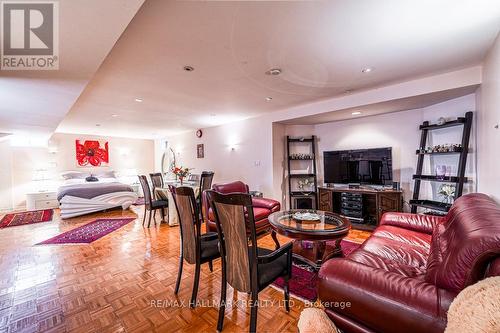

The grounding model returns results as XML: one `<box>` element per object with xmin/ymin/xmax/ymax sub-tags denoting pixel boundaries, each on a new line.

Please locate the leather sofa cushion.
<box><xmin>212</xmin><ymin>181</ymin><xmax>249</xmax><ymax>194</ymax></box>
<box><xmin>252</xmin><ymin>197</ymin><xmax>280</xmax><ymax>210</ymax></box>
<box><xmin>426</xmin><ymin>194</ymin><xmax>500</xmax><ymax>293</ymax></box>
<box><xmin>359</xmin><ymin>227</ymin><xmax>430</xmax><ymax>271</ymax></box>
<box><xmin>379</xmin><ymin>212</ymin><xmax>444</xmax><ymax>235</ymax></box>
<box><xmin>348</xmin><ymin>249</ymin><xmax>426</xmax><ymax>277</ymax></box>
<box><xmin>372</xmin><ymin>225</ymin><xmax>432</xmax><ymax>249</ymax></box>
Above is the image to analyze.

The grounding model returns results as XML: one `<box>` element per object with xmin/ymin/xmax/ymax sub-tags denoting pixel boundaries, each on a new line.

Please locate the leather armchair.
<box><xmin>318</xmin><ymin>193</ymin><xmax>500</xmax><ymax>333</ymax></box>
<box><xmin>202</xmin><ymin>181</ymin><xmax>280</xmax><ymax>234</ymax></box>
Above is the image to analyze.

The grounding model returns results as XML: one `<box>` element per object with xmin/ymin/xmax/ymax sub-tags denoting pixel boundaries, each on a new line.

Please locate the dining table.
<box><xmin>154</xmin><ymin>180</ymin><xmax>199</xmax><ymax>226</ymax></box>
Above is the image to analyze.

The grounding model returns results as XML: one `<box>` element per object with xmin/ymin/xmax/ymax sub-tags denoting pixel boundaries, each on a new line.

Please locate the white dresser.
<box><xmin>26</xmin><ymin>191</ymin><xmax>59</xmax><ymax>211</ymax></box>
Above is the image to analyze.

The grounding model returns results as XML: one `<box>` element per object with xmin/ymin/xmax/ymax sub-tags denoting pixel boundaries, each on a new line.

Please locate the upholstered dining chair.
<box><xmin>138</xmin><ymin>175</ymin><xmax>168</xmax><ymax>227</ymax></box>
<box><xmin>206</xmin><ymin>190</ymin><xmax>293</xmax><ymax>333</ymax></box>
<box><xmin>169</xmin><ymin>185</ymin><xmax>220</xmax><ymax>307</ymax></box>
<box><xmin>198</xmin><ymin>171</ymin><xmax>214</xmax><ymax>217</ymax></box>
<box><xmin>149</xmin><ymin>172</ymin><xmax>164</xmax><ymax>195</ymax></box>
<box><xmin>149</xmin><ymin>172</ymin><xmax>168</xmax><ymax>220</ymax></box>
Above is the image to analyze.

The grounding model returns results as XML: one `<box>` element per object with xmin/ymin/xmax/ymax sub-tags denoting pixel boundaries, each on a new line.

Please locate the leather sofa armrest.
<box><xmin>318</xmin><ymin>259</ymin><xmax>455</xmax><ymax>333</ymax></box>
<box><xmin>379</xmin><ymin>212</ymin><xmax>445</xmax><ymax>235</ymax></box>
<box><xmin>252</xmin><ymin>197</ymin><xmax>281</xmax><ymax>212</ymax></box>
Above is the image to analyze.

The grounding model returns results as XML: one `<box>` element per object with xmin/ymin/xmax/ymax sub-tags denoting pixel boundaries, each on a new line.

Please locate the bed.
<box><xmin>57</xmin><ymin>171</ymin><xmax>138</xmax><ymax>219</ymax></box>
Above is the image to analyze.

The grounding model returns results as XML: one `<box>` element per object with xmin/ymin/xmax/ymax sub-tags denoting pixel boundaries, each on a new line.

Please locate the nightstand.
<box><xmin>26</xmin><ymin>191</ymin><xmax>59</xmax><ymax>211</ymax></box>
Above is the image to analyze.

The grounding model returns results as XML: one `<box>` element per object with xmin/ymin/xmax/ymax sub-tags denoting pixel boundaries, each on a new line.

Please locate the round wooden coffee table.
<box><xmin>268</xmin><ymin>210</ymin><xmax>351</xmax><ymax>270</ymax></box>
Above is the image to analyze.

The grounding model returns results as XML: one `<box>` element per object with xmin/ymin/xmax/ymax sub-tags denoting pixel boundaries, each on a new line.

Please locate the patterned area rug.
<box><xmin>0</xmin><ymin>209</ymin><xmax>53</xmax><ymax>228</ymax></box>
<box><xmin>36</xmin><ymin>218</ymin><xmax>136</xmax><ymax>245</ymax></box>
<box><xmin>272</xmin><ymin>239</ymin><xmax>362</xmax><ymax>302</ymax></box>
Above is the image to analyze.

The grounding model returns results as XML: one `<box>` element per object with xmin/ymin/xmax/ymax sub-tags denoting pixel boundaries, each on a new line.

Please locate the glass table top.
<box><xmin>268</xmin><ymin>210</ymin><xmax>350</xmax><ymax>235</ymax></box>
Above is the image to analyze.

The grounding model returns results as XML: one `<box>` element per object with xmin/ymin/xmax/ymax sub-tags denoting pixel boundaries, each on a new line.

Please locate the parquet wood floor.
<box><xmin>0</xmin><ymin>206</ymin><xmax>370</xmax><ymax>333</ymax></box>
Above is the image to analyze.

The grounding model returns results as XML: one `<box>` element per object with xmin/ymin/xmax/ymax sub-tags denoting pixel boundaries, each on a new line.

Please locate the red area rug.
<box><xmin>36</xmin><ymin>218</ymin><xmax>136</xmax><ymax>245</ymax></box>
<box><xmin>0</xmin><ymin>209</ymin><xmax>53</xmax><ymax>228</ymax></box>
<box><xmin>272</xmin><ymin>239</ymin><xmax>362</xmax><ymax>302</ymax></box>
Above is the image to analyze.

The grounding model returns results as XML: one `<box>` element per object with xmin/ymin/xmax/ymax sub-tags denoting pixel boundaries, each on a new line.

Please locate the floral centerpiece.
<box><xmin>438</xmin><ymin>184</ymin><xmax>455</xmax><ymax>204</ymax></box>
<box><xmin>172</xmin><ymin>166</ymin><xmax>192</xmax><ymax>185</ymax></box>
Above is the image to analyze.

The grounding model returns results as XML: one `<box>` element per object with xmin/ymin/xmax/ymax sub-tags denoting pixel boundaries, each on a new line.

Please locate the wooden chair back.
<box><xmin>149</xmin><ymin>173</ymin><xmax>164</xmax><ymax>195</ymax></box>
<box><xmin>169</xmin><ymin>185</ymin><xmax>201</xmax><ymax>265</ymax></box>
<box><xmin>138</xmin><ymin>175</ymin><xmax>153</xmax><ymax>208</ymax></box>
<box><xmin>206</xmin><ymin>191</ymin><xmax>258</xmax><ymax>293</ymax></box>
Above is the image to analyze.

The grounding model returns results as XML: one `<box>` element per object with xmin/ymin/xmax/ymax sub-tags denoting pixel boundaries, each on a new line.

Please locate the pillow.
<box><xmin>62</xmin><ymin>178</ymin><xmax>85</xmax><ymax>185</ymax></box>
<box><xmin>445</xmin><ymin>277</ymin><xmax>500</xmax><ymax>333</ymax></box>
<box><xmin>94</xmin><ymin>170</ymin><xmax>116</xmax><ymax>178</ymax></box>
<box><xmin>61</xmin><ymin>171</ymin><xmax>89</xmax><ymax>180</ymax></box>
<box><xmin>85</xmin><ymin>176</ymin><xmax>99</xmax><ymax>182</ymax></box>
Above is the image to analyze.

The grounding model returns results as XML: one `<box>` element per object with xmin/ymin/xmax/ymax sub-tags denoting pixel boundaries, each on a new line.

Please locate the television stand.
<box><xmin>318</xmin><ymin>186</ymin><xmax>403</xmax><ymax>230</ymax></box>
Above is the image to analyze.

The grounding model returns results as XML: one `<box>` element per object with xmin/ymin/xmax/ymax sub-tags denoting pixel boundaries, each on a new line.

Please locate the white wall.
<box><xmin>0</xmin><ymin>140</ymin><xmax>13</xmax><ymax>211</ymax></box>
<box><xmin>165</xmin><ymin>116</ymin><xmax>275</xmax><ymax>196</ymax></box>
<box><xmin>6</xmin><ymin>133</ymin><xmax>154</xmax><ymax>210</ymax></box>
<box><xmin>478</xmin><ymin>33</ymin><xmax>500</xmax><ymax>202</ymax></box>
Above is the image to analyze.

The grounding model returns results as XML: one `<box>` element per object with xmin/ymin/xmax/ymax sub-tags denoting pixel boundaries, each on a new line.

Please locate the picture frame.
<box><xmin>197</xmin><ymin>144</ymin><xmax>204</xmax><ymax>158</ymax></box>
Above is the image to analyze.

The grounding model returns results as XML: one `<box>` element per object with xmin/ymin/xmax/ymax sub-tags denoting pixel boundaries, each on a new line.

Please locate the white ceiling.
<box><xmin>279</xmin><ymin>85</ymin><xmax>480</xmax><ymax>125</ymax></box>
<box><xmin>0</xmin><ymin>0</ymin><xmax>144</xmax><ymax>142</ymax></box>
<box><xmin>3</xmin><ymin>0</ymin><xmax>500</xmax><ymax>140</ymax></box>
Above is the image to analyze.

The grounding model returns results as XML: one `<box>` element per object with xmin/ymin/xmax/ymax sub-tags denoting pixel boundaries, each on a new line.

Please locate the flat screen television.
<box><xmin>323</xmin><ymin>148</ymin><xmax>393</xmax><ymax>185</ymax></box>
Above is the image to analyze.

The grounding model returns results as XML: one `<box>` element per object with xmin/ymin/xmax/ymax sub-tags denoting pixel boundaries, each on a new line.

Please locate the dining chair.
<box><xmin>149</xmin><ymin>172</ymin><xmax>164</xmax><ymax>194</ymax></box>
<box><xmin>198</xmin><ymin>171</ymin><xmax>214</xmax><ymax>218</ymax></box>
<box><xmin>138</xmin><ymin>175</ymin><xmax>168</xmax><ymax>227</ymax></box>
<box><xmin>149</xmin><ymin>172</ymin><xmax>168</xmax><ymax>221</ymax></box>
<box><xmin>206</xmin><ymin>190</ymin><xmax>293</xmax><ymax>333</ymax></box>
<box><xmin>169</xmin><ymin>185</ymin><xmax>220</xmax><ymax>307</ymax></box>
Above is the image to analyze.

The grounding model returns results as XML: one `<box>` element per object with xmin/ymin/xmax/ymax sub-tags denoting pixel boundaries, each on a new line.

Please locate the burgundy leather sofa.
<box><xmin>202</xmin><ymin>181</ymin><xmax>281</xmax><ymax>234</ymax></box>
<box><xmin>318</xmin><ymin>193</ymin><xmax>500</xmax><ymax>333</ymax></box>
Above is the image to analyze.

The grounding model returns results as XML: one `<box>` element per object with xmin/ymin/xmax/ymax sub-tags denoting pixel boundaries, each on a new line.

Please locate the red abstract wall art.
<box><xmin>76</xmin><ymin>140</ymin><xmax>109</xmax><ymax>167</ymax></box>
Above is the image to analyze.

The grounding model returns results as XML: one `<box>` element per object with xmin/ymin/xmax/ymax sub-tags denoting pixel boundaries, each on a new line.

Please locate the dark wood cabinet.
<box><xmin>318</xmin><ymin>187</ymin><xmax>403</xmax><ymax>230</ymax></box>
<box><xmin>318</xmin><ymin>188</ymin><xmax>333</xmax><ymax>212</ymax></box>
<box><xmin>377</xmin><ymin>192</ymin><xmax>402</xmax><ymax>221</ymax></box>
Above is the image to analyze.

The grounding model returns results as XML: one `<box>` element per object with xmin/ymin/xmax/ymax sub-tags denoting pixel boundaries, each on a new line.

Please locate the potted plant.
<box><xmin>438</xmin><ymin>184</ymin><xmax>456</xmax><ymax>204</ymax></box>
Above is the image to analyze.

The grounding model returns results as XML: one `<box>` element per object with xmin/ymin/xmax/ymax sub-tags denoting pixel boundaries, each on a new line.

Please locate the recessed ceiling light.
<box><xmin>111</xmin><ymin>114</ymin><xmax>118</xmax><ymax>117</ymax></box>
<box><xmin>210</xmin><ymin>113</ymin><xmax>216</xmax><ymax>117</ymax></box>
<box><xmin>352</xmin><ymin>111</ymin><xmax>362</xmax><ymax>116</ymax></box>
<box><xmin>344</xmin><ymin>90</ymin><xmax>353</xmax><ymax>94</ymax></box>
<box><xmin>265</xmin><ymin>68</ymin><xmax>282</xmax><ymax>76</ymax></box>
<box><xmin>265</xmin><ymin>97</ymin><xmax>273</xmax><ymax>101</ymax></box>
<box><xmin>135</xmin><ymin>98</ymin><xmax>143</xmax><ymax>102</ymax></box>
<box><xmin>95</xmin><ymin>124</ymin><xmax>101</xmax><ymax>127</ymax></box>
<box><xmin>183</xmin><ymin>65</ymin><xmax>194</xmax><ymax>72</ymax></box>
<box><xmin>361</xmin><ymin>68</ymin><xmax>373</xmax><ymax>73</ymax></box>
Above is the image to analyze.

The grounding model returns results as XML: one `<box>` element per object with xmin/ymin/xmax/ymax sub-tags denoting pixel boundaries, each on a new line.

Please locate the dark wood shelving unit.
<box><xmin>419</xmin><ymin>117</ymin><xmax>466</xmax><ymax>130</ymax></box>
<box><xmin>289</xmin><ymin>173</ymin><xmax>316</xmax><ymax>178</ymax></box>
<box><xmin>408</xmin><ymin>199</ymin><xmax>452</xmax><ymax>212</ymax></box>
<box><xmin>415</xmin><ymin>149</ymin><xmax>463</xmax><ymax>155</ymax></box>
<box><xmin>288</xmin><ymin>138</ymin><xmax>315</xmax><ymax>143</ymax></box>
<box><xmin>410</xmin><ymin>111</ymin><xmax>473</xmax><ymax>214</ymax></box>
<box><xmin>286</xmin><ymin>136</ymin><xmax>318</xmax><ymax>210</ymax></box>
<box><xmin>412</xmin><ymin>175</ymin><xmax>467</xmax><ymax>183</ymax></box>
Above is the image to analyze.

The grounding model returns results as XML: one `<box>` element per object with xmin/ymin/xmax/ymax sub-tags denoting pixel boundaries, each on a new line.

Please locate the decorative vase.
<box><xmin>435</xmin><ymin>165</ymin><xmax>447</xmax><ymax>180</ymax></box>
<box><xmin>179</xmin><ymin>177</ymin><xmax>184</xmax><ymax>185</ymax></box>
